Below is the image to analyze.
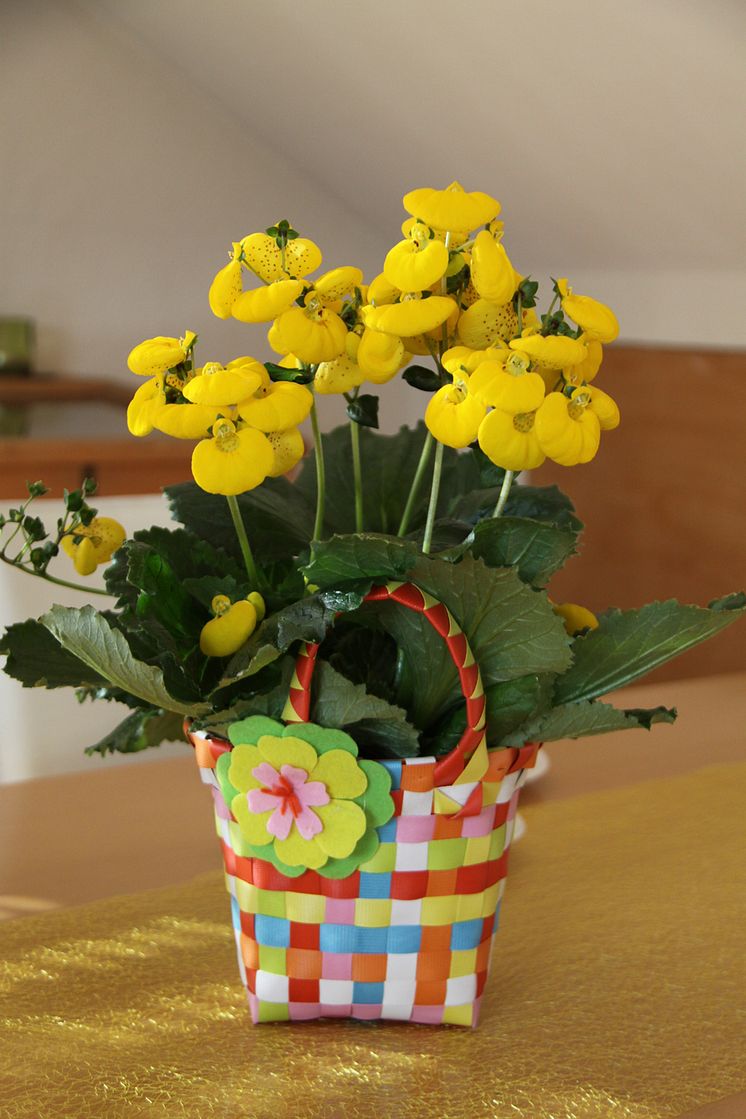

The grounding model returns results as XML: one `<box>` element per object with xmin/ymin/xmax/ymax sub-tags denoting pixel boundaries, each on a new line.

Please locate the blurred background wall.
<box><xmin>1</xmin><ymin>0</ymin><xmax>744</xmax><ymax>780</ymax></box>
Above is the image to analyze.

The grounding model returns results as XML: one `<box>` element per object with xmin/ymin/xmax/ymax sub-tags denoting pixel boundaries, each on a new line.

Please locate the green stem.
<box><xmin>309</xmin><ymin>398</ymin><xmax>326</xmax><ymax>541</ymax></box>
<box><xmin>350</xmin><ymin>418</ymin><xmax>363</xmax><ymax>533</ymax></box>
<box><xmin>397</xmin><ymin>431</ymin><xmax>434</xmax><ymax>537</ymax></box>
<box><xmin>514</xmin><ymin>292</ymin><xmax>523</xmax><ymax>339</ymax></box>
<box><xmin>421</xmin><ymin>440</ymin><xmax>444</xmax><ymax>555</ymax></box>
<box><xmin>0</xmin><ymin>552</ymin><xmax>112</xmax><ymax>596</ymax></box>
<box><xmin>543</xmin><ymin>292</ymin><xmax>560</xmax><ymax>325</ymax></box>
<box><xmin>226</xmin><ymin>494</ymin><xmax>259</xmax><ymax>586</ymax></box>
<box><xmin>492</xmin><ymin>470</ymin><xmax>515</xmax><ymax>518</ymax></box>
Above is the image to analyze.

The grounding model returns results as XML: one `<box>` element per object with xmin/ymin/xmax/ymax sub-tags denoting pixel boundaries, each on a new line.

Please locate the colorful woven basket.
<box><xmin>189</xmin><ymin>581</ymin><xmax>539</xmax><ymax>1026</ymax></box>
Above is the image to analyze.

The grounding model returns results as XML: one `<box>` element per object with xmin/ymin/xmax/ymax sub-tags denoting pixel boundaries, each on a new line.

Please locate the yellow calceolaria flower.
<box><xmin>552</xmin><ymin>601</ymin><xmax>599</xmax><ymax>637</ymax></box>
<box><xmin>183</xmin><ymin>359</ymin><xmax>265</xmax><ymax>406</ymax></box>
<box><xmin>442</xmin><ymin>343</ymin><xmax>509</xmax><ymax>377</ymax></box>
<box><xmin>557</xmin><ymin>279</ymin><xmax>619</xmax><ymax>343</ymax></box>
<box><xmin>61</xmin><ymin>517</ymin><xmax>126</xmax><ymax>577</ymax></box>
<box><xmin>266</xmin><ymin>427</ymin><xmax>306</xmax><ymax>476</ymax></box>
<box><xmin>478</xmin><ymin>407</ymin><xmax>546</xmax><ymax>472</ymax></box>
<box><xmin>564</xmin><ymin>336</ymin><xmax>604</xmax><ymax>385</ymax></box>
<box><xmin>403</xmin><ymin>181</ymin><xmax>501</xmax><ymax>232</ymax></box>
<box><xmin>209</xmin><ymin>244</ymin><xmax>245</xmax><ymax>319</ymax></box>
<box><xmin>367</xmin><ymin>272</ymin><xmax>400</xmax><ymax>307</ymax></box>
<box><xmin>534</xmin><ymin>390</ymin><xmax>601</xmax><ymax>466</ymax></box>
<box><xmin>191</xmin><ymin>418</ymin><xmax>274</xmax><ymax>495</ymax></box>
<box><xmin>401</xmin><ymin>217</ymin><xmax>470</xmax><ymax>247</ymax></box>
<box><xmin>356</xmin><ymin>328</ymin><xmax>406</xmax><ymax>383</ymax></box>
<box><xmin>127</xmin><ymin>332</ymin><xmax>196</xmax><ymax>377</ymax></box>
<box><xmin>468</xmin><ymin>352</ymin><xmax>546</xmax><ymax>414</ymax></box>
<box><xmin>384</xmin><ymin>222</ymin><xmax>449</xmax><ymax>293</ymax></box>
<box><xmin>200</xmin><ymin>593</ymin><xmax>260</xmax><ymax>658</ymax></box>
<box><xmin>152</xmin><ymin>401</ymin><xmax>226</xmax><ymax>440</ymax></box>
<box><xmin>469</xmin><ymin>230</ymin><xmax>517</xmax><ymax>305</ymax></box>
<box><xmin>582</xmin><ymin>384</ymin><xmax>621</xmax><ymax>430</ymax></box>
<box><xmin>232</xmin><ymin>279</ymin><xmax>305</xmax><ymax>324</ymax></box>
<box><xmin>241</xmin><ymin>232</ymin><xmax>322</xmax><ymax>284</ymax></box>
<box><xmin>425</xmin><ymin>381</ymin><xmax>486</xmax><ymax>449</ymax></box>
<box><xmin>127</xmin><ymin>374</ymin><xmax>166</xmax><ymax>436</ymax></box>
<box><xmin>361</xmin><ymin>295</ymin><xmax>457</xmax><ymax>338</ymax></box>
<box><xmin>270</xmin><ymin>293</ymin><xmax>348</xmax><ymax>364</ymax></box>
<box><xmin>457</xmin><ymin>298</ymin><xmax>519</xmax><ymax>349</ymax></box>
<box><xmin>313</xmin><ymin>266</ymin><xmax>364</xmax><ymax>311</ymax></box>
<box><xmin>314</xmin><ymin>354</ymin><xmax>366</xmax><ymax>395</ymax></box>
<box><xmin>237</xmin><ymin>369</ymin><xmax>313</xmax><ymax>431</ymax></box>
<box><xmin>509</xmin><ymin>333</ymin><xmax>588</xmax><ymax>370</ymax></box>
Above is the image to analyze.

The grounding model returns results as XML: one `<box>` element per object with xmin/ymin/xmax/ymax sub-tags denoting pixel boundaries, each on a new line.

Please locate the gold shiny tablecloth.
<box><xmin>1</xmin><ymin>762</ymin><xmax>744</xmax><ymax>1119</ymax></box>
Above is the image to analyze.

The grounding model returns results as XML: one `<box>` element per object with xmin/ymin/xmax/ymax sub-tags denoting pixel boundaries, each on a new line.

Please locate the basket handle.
<box><xmin>281</xmin><ymin>581</ymin><xmax>487</xmax><ymax>786</ymax></box>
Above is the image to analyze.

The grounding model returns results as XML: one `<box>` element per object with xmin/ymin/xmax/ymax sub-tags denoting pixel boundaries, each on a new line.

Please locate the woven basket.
<box><xmin>189</xmin><ymin>581</ymin><xmax>539</xmax><ymax>1026</ymax></box>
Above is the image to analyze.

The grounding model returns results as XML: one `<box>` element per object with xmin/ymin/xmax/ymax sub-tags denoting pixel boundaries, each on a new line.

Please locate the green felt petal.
<box><xmin>284</xmin><ymin>721</ymin><xmax>358</xmax><ymax>757</ymax></box>
<box><xmin>317</xmin><ymin>827</ymin><xmax>380</xmax><ymax>879</ymax></box>
<box><xmin>355</xmin><ymin>759</ymin><xmax>395</xmax><ymax>829</ymax></box>
<box><xmin>228</xmin><ymin>715</ymin><xmax>283</xmax><ymax>747</ymax></box>
<box><xmin>215</xmin><ymin>751</ymin><xmax>240</xmax><ymax>804</ymax></box>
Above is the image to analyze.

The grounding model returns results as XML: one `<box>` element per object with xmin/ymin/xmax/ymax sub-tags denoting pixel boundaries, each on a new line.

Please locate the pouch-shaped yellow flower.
<box><xmin>383</xmin><ymin>225</ymin><xmax>449</xmax><ymax>293</ymax></box>
<box><xmin>565</xmin><ymin>336</ymin><xmax>604</xmax><ymax>384</ymax></box>
<box><xmin>442</xmin><ymin>343</ymin><xmax>509</xmax><ymax>377</ymax></box>
<box><xmin>403</xmin><ymin>181</ymin><xmax>501</xmax><ymax>231</ymax></box>
<box><xmin>152</xmin><ymin>402</ymin><xmax>225</xmax><ymax>440</ymax></box>
<box><xmin>362</xmin><ymin>295</ymin><xmax>456</xmax><ymax>338</ymax></box>
<box><xmin>457</xmin><ymin>299</ymin><xmax>518</xmax><ymax>348</ymax></box>
<box><xmin>425</xmin><ymin>383</ymin><xmax>486</xmax><ymax>448</ymax></box>
<box><xmin>232</xmin><ymin>279</ymin><xmax>305</xmax><ymax>324</ymax></box>
<box><xmin>183</xmin><ymin>360</ymin><xmax>265</xmax><ymax>406</ymax></box>
<box><xmin>557</xmin><ymin>279</ymin><xmax>619</xmax><ymax>343</ymax></box>
<box><xmin>468</xmin><ymin>357</ymin><xmax>545</xmax><ymax>413</ymax></box>
<box><xmin>200</xmin><ymin>594</ymin><xmax>258</xmax><ymax>658</ymax></box>
<box><xmin>61</xmin><ymin>517</ymin><xmax>126</xmax><ymax>576</ymax></box>
<box><xmin>127</xmin><ymin>334</ymin><xmax>195</xmax><ymax>377</ymax></box>
<box><xmin>266</xmin><ymin>427</ymin><xmax>306</xmax><ymax>476</ymax></box>
<box><xmin>241</xmin><ymin>232</ymin><xmax>322</xmax><ymax>283</ymax></box>
<box><xmin>534</xmin><ymin>391</ymin><xmax>601</xmax><ymax>465</ymax></box>
<box><xmin>313</xmin><ymin>266</ymin><xmax>364</xmax><ymax>309</ymax></box>
<box><xmin>509</xmin><ymin>333</ymin><xmax>588</xmax><ymax>370</ymax></box>
<box><xmin>367</xmin><ymin>272</ymin><xmax>399</xmax><ymax>307</ymax></box>
<box><xmin>470</xmin><ymin>230</ymin><xmax>517</xmax><ymax>304</ymax></box>
<box><xmin>313</xmin><ymin>354</ymin><xmax>366</xmax><ymax>395</ymax></box>
<box><xmin>478</xmin><ymin>408</ymin><xmax>546</xmax><ymax>472</ymax></box>
<box><xmin>270</xmin><ymin>302</ymin><xmax>348</xmax><ymax>364</ymax></box>
<box><xmin>237</xmin><ymin>379</ymin><xmax>313</xmax><ymax>432</ymax></box>
<box><xmin>209</xmin><ymin>252</ymin><xmax>244</xmax><ymax>319</ymax></box>
<box><xmin>401</xmin><ymin>217</ymin><xmax>470</xmax><ymax>246</ymax></box>
<box><xmin>552</xmin><ymin>601</ymin><xmax>599</xmax><ymax>636</ymax></box>
<box><xmin>191</xmin><ymin>419</ymin><xmax>274</xmax><ymax>494</ymax></box>
<box><xmin>127</xmin><ymin>375</ymin><xmax>166</xmax><ymax>436</ymax></box>
<box><xmin>584</xmin><ymin>385</ymin><xmax>620</xmax><ymax>430</ymax></box>
<box><xmin>356</xmin><ymin>328</ymin><xmax>406</xmax><ymax>383</ymax></box>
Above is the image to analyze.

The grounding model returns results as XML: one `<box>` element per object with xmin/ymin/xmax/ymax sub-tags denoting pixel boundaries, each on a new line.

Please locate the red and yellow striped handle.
<box><xmin>281</xmin><ymin>581</ymin><xmax>487</xmax><ymax>786</ymax></box>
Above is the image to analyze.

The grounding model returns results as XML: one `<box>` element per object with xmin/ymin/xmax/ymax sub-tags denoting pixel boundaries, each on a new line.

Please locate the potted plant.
<box><xmin>2</xmin><ymin>181</ymin><xmax>743</xmax><ymax>1027</ymax></box>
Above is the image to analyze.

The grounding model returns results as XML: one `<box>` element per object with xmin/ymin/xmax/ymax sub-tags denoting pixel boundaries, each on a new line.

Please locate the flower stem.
<box><xmin>226</xmin><ymin>494</ymin><xmax>259</xmax><ymax>586</ymax></box>
<box><xmin>309</xmin><ymin>398</ymin><xmax>326</xmax><ymax>541</ymax></box>
<box><xmin>421</xmin><ymin>440</ymin><xmax>444</xmax><ymax>555</ymax></box>
<box><xmin>349</xmin><ymin>418</ymin><xmax>364</xmax><ymax>533</ymax></box>
<box><xmin>0</xmin><ymin>552</ymin><xmax>112</xmax><ymax>596</ymax></box>
<box><xmin>492</xmin><ymin>469</ymin><xmax>515</xmax><ymax>518</ymax></box>
<box><xmin>397</xmin><ymin>431</ymin><xmax>434</xmax><ymax>537</ymax></box>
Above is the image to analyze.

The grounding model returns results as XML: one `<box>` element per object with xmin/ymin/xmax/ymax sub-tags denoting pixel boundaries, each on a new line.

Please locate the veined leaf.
<box><xmin>302</xmin><ymin>534</ymin><xmax>420</xmax><ymax>589</ymax></box>
<box><xmin>554</xmin><ymin>595</ymin><xmax>746</xmax><ymax>704</ymax></box>
<box><xmin>312</xmin><ymin>661</ymin><xmax>420</xmax><ymax>758</ymax></box>
<box><xmin>84</xmin><ymin>708</ymin><xmax>186</xmax><ymax>757</ymax></box>
<box><xmin>0</xmin><ymin>618</ymin><xmax>106</xmax><ymax>690</ymax></box>
<box><xmin>503</xmin><ymin>699</ymin><xmax>677</xmax><ymax>745</ymax></box>
<box><xmin>471</xmin><ymin>516</ymin><xmax>579</xmax><ymax>586</ymax></box>
<box><xmin>428</xmin><ymin>673</ymin><xmax>554</xmax><ymax>753</ymax></box>
<box><xmin>40</xmin><ymin>605</ymin><xmax>207</xmax><ymax>715</ymax></box>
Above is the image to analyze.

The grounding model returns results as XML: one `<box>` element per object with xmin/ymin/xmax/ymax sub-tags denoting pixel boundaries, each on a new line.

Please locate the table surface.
<box><xmin>1</xmin><ymin>671</ymin><xmax>744</xmax><ymax>1119</ymax></box>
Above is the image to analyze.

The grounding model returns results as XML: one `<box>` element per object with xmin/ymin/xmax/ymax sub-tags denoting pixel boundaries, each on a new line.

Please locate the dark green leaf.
<box><xmin>0</xmin><ymin>618</ymin><xmax>107</xmax><ymax>689</ymax></box>
<box><xmin>84</xmin><ymin>708</ymin><xmax>186</xmax><ymax>757</ymax></box>
<box><xmin>503</xmin><ymin>699</ymin><xmax>677</xmax><ymax>745</ymax></box>
<box><xmin>302</xmin><ymin>534</ymin><xmax>420</xmax><ymax>589</ymax></box>
<box><xmin>218</xmin><ymin>595</ymin><xmax>336</xmax><ymax>689</ymax></box>
<box><xmin>312</xmin><ymin>661</ymin><xmax>420</xmax><ymax>758</ymax></box>
<box><xmin>346</xmin><ymin>394</ymin><xmax>379</xmax><ymax>429</ymax></box>
<box><xmin>402</xmin><ymin>365</ymin><xmax>443</xmax><ymax>392</ymax></box>
<box><xmin>471</xmin><ymin>516</ymin><xmax>579</xmax><ymax>586</ymax></box>
<box><xmin>429</xmin><ymin>674</ymin><xmax>554</xmax><ymax>753</ymax></box>
<box><xmin>265</xmin><ymin>362</ymin><xmax>315</xmax><ymax>384</ymax></box>
<box><xmin>554</xmin><ymin>596</ymin><xmax>746</xmax><ymax>705</ymax></box>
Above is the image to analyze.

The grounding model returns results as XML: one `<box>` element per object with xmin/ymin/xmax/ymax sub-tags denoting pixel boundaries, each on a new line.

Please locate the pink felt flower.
<box><xmin>247</xmin><ymin>762</ymin><xmax>330</xmax><ymax>841</ymax></box>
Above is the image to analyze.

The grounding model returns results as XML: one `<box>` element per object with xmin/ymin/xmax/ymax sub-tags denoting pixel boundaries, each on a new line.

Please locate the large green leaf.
<box><xmin>450</xmin><ymin>481</ymin><xmax>581</xmax><ymax>531</ymax></box>
<box><xmin>554</xmin><ymin>594</ymin><xmax>746</xmax><ymax>704</ymax></box>
<box><xmin>356</xmin><ymin>555</ymin><xmax>571</xmax><ymax>729</ymax></box>
<box><xmin>471</xmin><ymin>516</ymin><xmax>579</xmax><ymax>586</ymax></box>
<box><xmin>428</xmin><ymin>673</ymin><xmax>554</xmax><ymax>753</ymax></box>
<box><xmin>40</xmin><ymin>605</ymin><xmax>208</xmax><ymax>715</ymax></box>
<box><xmin>312</xmin><ymin>661</ymin><xmax>421</xmax><ymax>758</ymax></box>
<box><xmin>217</xmin><ymin>595</ymin><xmax>336</xmax><ymax>689</ymax></box>
<box><xmin>0</xmin><ymin>618</ymin><xmax>107</xmax><ymax>689</ymax></box>
<box><xmin>84</xmin><ymin>708</ymin><xmax>186</xmax><ymax>757</ymax></box>
<box><xmin>503</xmin><ymin>699</ymin><xmax>677</xmax><ymax>745</ymax></box>
<box><xmin>302</xmin><ymin>534</ymin><xmax>420</xmax><ymax>589</ymax></box>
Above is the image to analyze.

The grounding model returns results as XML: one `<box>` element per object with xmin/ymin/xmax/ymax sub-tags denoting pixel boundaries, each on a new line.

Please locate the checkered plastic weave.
<box><xmin>190</xmin><ymin>582</ymin><xmax>539</xmax><ymax>1026</ymax></box>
